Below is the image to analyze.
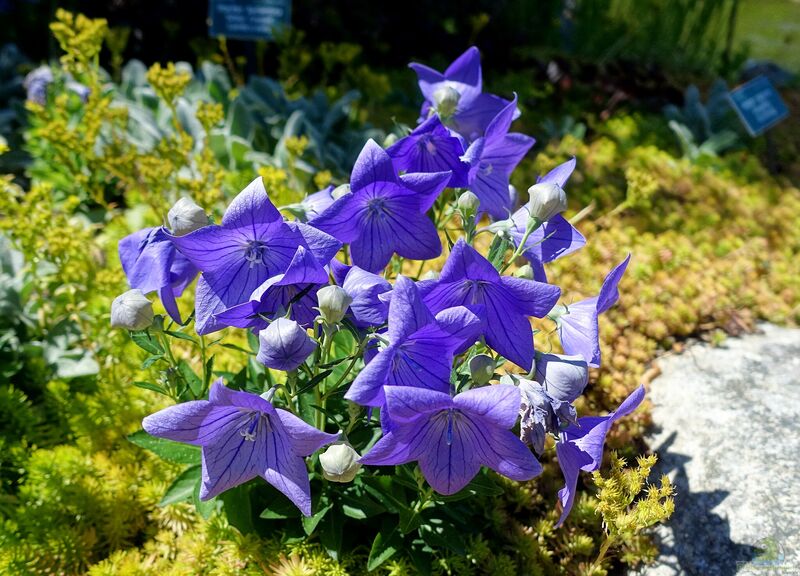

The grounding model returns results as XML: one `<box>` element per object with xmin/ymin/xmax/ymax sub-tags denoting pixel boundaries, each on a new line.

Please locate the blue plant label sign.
<box><xmin>728</xmin><ymin>75</ymin><xmax>789</xmax><ymax>137</ymax></box>
<box><xmin>209</xmin><ymin>0</ymin><xmax>291</xmax><ymax>41</ymax></box>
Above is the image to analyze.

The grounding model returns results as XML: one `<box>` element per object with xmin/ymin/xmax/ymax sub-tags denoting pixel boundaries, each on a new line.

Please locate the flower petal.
<box><xmin>453</xmin><ymin>384</ymin><xmax>520</xmax><ymax>428</ymax></box>
<box><xmin>383</xmin><ymin>385</ymin><xmax>453</xmax><ymax>423</ymax></box>
<box><xmin>221</xmin><ymin>176</ymin><xmax>282</xmax><ymax>228</ymax></box>
<box><xmin>596</xmin><ymin>254</ymin><xmax>631</xmax><ymax>314</ymax></box>
<box><xmin>398</xmin><ymin>170</ymin><xmax>452</xmax><ymax>212</ymax></box>
<box><xmin>439</xmin><ymin>239</ymin><xmax>499</xmax><ymax>283</ymax></box>
<box><xmin>142</xmin><ymin>401</ymin><xmax>243</xmax><ymax>446</ymax></box>
<box><xmin>387</xmin><ymin>275</ymin><xmax>435</xmax><ymax>341</ymax></box>
<box><xmin>351</xmin><ymin>139</ymin><xmax>398</xmax><ymax>193</ymax></box>
<box><xmin>497</xmin><ymin>277</ymin><xmax>561</xmax><ymax>318</ymax></box>
<box><xmin>538</xmin><ymin>157</ymin><xmax>576</xmax><ymax>187</ymax></box>
<box><xmin>275</xmin><ymin>408</ymin><xmax>338</xmax><ymax>457</ymax></box>
<box><xmin>416</xmin><ymin>414</ymin><xmax>482</xmax><ymax>495</ymax></box>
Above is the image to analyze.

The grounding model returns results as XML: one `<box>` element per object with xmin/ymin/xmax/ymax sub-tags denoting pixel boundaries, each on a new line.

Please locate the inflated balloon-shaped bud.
<box><xmin>110</xmin><ymin>289</ymin><xmax>154</xmax><ymax>331</ymax></box>
<box><xmin>457</xmin><ymin>190</ymin><xmax>480</xmax><ymax>218</ymax></box>
<box><xmin>256</xmin><ymin>318</ymin><xmax>317</xmax><ymax>371</ymax></box>
<box><xmin>527</xmin><ymin>181</ymin><xmax>567</xmax><ymax>222</ymax></box>
<box><xmin>469</xmin><ymin>354</ymin><xmax>495</xmax><ymax>385</ymax></box>
<box><xmin>533</xmin><ymin>352</ymin><xmax>589</xmax><ymax>403</ymax></box>
<box><xmin>433</xmin><ymin>85</ymin><xmax>460</xmax><ymax>118</ymax></box>
<box><xmin>319</xmin><ymin>442</ymin><xmax>361</xmax><ymax>483</ymax></box>
<box><xmin>515</xmin><ymin>264</ymin><xmax>534</xmax><ymax>280</ymax></box>
<box><xmin>168</xmin><ymin>197</ymin><xmax>208</xmax><ymax>236</ymax></box>
<box><xmin>317</xmin><ymin>285</ymin><xmax>353</xmax><ymax>324</ymax></box>
<box><xmin>331</xmin><ymin>183</ymin><xmax>351</xmax><ymax>200</ymax></box>
<box><xmin>421</xmin><ymin>270</ymin><xmax>440</xmax><ymax>281</ymax></box>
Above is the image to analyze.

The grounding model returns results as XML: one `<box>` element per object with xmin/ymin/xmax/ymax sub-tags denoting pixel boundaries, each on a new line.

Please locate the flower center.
<box><xmin>419</xmin><ymin>135</ymin><xmax>437</xmax><ymax>156</ymax></box>
<box><xmin>463</xmin><ymin>279</ymin><xmax>489</xmax><ymax>305</ymax></box>
<box><xmin>367</xmin><ymin>197</ymin><xmax>390</xmax><ymax>218</ymax></box>
<box><xmin>244</xmin><ymin>240</ymin><xmax>268</xmax><ymax>268</ymax></box>
<box><xmin>239</xmin><ymin>412</ymin><xmax>266</xmax><ymax>441</ymax></box>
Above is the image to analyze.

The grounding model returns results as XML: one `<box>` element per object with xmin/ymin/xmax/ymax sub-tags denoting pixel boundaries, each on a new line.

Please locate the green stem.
<box><xmin>591</xmin><ymin>536</ymin><xmax>615</xmax><ymax>571</ymax></box>
<box><xmin>500</xmin><ymin>217</ymin><xmax>542</xmax><ymax>273</ymax></box>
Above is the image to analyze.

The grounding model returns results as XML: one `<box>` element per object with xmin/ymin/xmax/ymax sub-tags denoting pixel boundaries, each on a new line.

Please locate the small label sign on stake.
<box><xmin>208</xmin><ymin>0</ymin><xmax>291</xmax><ymax>41</ymax></box>
<box><xmin>728</xmin><ymin>75</ymin><xmax>789</xmax><ymax>137</ymax></box>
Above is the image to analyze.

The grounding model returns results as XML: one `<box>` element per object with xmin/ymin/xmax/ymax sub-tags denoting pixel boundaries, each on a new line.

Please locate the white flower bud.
<box><xmin>317</xmin><ymin>285</ymin><xmax>353</xmax><ymax>324</ymax></box>
<box><xmin>168</xmin><ymin>197</ymin><xmax>208</xmax><ymax>236</ymax></box>
<box><xmin>383</xmin><ymin>133</ymin><xmax>399</xmax><ymax>148</ymax></box>
<box><xmin>457</xmin><ymin>190</ymin><xmax>480</xmax><ymax>216</ymax></box>
<box><xmin>319</xmin><ymin>443</ymin><xmax>361</xmax><ymax>483</ymax></box>
<box><xmin>111</xmin><ymin>289</ymin><xmax>154</xmax><ymax>331</ymax></box>
<box><xmin>433</xmin><ymin>85</ymin><xmax>461</xmax><ymax>118</ymax></box>
<box><xmin>469</xmin><ymin>354</ymin><xmax>495</xmax><ymax>385</ymax></box>
<box><xmin>527</xmin><ymin>182</ymin><xmax>567</xmax><ymax>222</ymax></box>
<box><xmin>331</xmin><ymin>183</ymin><xmax>351</xmax><ymax>200</ymax></box>
<box><xmin>515</xmin><ymin>264</ymin><xmax>534</xmax><ymax>279</ymax></box>
<box><xmin>421</xmin><ymin>270</ymin><xmax>440</xmax><ymax>281</ymax></box>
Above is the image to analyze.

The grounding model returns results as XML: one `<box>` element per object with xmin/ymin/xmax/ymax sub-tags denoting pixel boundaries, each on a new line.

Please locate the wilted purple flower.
<box><xmin>142</xmin><ymin>379</ymin><xmax>337</xmax><ymax>515</ymax></box>
<box><xmin>359</xmin><ymin>384</ymin><xmax>542</xmax><ymax>495</ymax></box>
<box><xmin>554</xmin><ymin>254</ymin><xmax>631</xmax><ymax>367</ymax></box>
<box><xmin>386</xmin><ymin>115</ymin><xmax>470</xmax><ymax>187</ymax></box>
<box><xmin>330</xmin><ymin>260</ymin><xmax>391</xmax><ymax>329</ymax></box>
<box><xmin>461</xmin><ymin>95</ymin><xmax>535</xmax><ymax>219</ymax></box>
<box><xmin>555</xmin><ymin>385</ymin><xmax>645</xmax><ymax>525</ymax></box>
<box><xmin>119</xmin><ymin>227</ymin><xmax>198</xmax><ymax>324</ymax></box>
<box><xmin>419</xmin><ymin>239</ymin><xmax>561</xmax><ymax>371</ymax></box>
<box><xmin>214</xmin><ymin>245</ymin><xmax>329</xmax><ymax>331</ymax></box>
<box><xmin>309</xmin><ymin>140</ymin><xmax>450</xmax><ymax>273</ymax></box>
<box><xmin>409</xmin><ymin>46</ymin><xmax>518</xmax><ymax>141</ymax></box>
<box><xmin>516</xmin><ymin>353</ymin><xmax>589</xmax><ymax>454</ymax></box>
<box><xmin>169</xmin><ymin>178</ymin><xmax>340</xmax><ymax>334</ymax></box>
<box><xmin>345</xmin><ymin>275</ymin><xmax>482</xmax><ymax>407</ymax></box>
<box><xmin>256</xmin><ymin>318</ymin><xmax>317</xmax><ymax>371</ymax></box>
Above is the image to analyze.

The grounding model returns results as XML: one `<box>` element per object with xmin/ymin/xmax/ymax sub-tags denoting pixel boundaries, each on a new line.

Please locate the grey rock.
<box><xmin>637</xmin><ymin>324</ymin><xmax>800</xmax><ymax>576</ymax></box>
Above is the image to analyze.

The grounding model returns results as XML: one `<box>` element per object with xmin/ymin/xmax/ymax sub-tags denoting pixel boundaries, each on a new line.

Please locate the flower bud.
<box><xmin>527</xmin><ymin>181</ymin><xmax>567</xmax><ymax>222</ymax></box>
<box><xmin>319</xmin><ymin>443</ymin><xmax>361</xmax><ymax>483</ymax></box>
<box><xmin>317</xmin><ymin>285</ymin><xmax>353</xmax><ymax>324</ymax></box>
<box><xmin>469</xmin><ymin>354</ymin><xmax>495</xmax><ymax>385</ymax></box>
<box><xmin>433</xmin><ymin>85</ymin><xmax>460</xmax><ymax>118</ymax></box>
<box><xmin>111</xmin><ymin>289</ymin><xmax>154</xmax><ymax>331</ymax></box>
<box><xmin>457</xmin><ymin>190</ymin><xmax>480</xmax><ymax>217</ymax></box>
<box><xmin>421</xmin><ymin>270</ymin><xmax>440</xmax><ymax>281</ymax></box>
<box><xmin>515</xmin><ymin>264</ymin><xmax>534</xmax><ymax>280</ymax></box>
<box><xmin>533</xmin><ymin>353</ymin><xmax>589</xmax><ymax>403</ymax></box>
<box><xmin>331</xmin><ymin>183</ymin><xmax>351</xmax><ymax>200</ymax></box>
<box><xmin>383</xmin><ymin>133</ymin><xmax>399</xmax><ymax>148</ymax></box>
<box><xmin>508</xmin><ymin>184</ymin><xmax>518</xmax><ymax>207</ymax></box>
<box><xmin>256</xmin><ymin>318</ymin><xmax>317</xmax><ymax>371</ymax></box>
<box><xmin>168</xmin><ymin>197</ymin><xmax>208</xmax><ymax>236</ymax></box>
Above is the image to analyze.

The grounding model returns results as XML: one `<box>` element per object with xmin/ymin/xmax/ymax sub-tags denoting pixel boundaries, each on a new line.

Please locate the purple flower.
<box><xmin>256</xmin><ymin>318</ymin><xmax>317</xmax><ymax>371</ymax></box>
<box><xmin>461</xmin><ymin>95</ymin><xmax>535</xmax><ymax>219</ymax></box>
<box><xmin>213</xmin><ymin>245</ymin><xmax>329</xmax><ymax>331</ymax></box>
<box><xmin>142</xmin><ymin>380</ymin><xmax>337</xmax><ymax>515</ymax></box>
<box><xmin>331</xmin><ymin>260</ymin><xmax>392</xmax><ymax>329</ymax></box>
<box><xmin>555</xmin><ymin>385</ymin><xmax>645</xmax><ymax>525</ymax></box>
<box><xmin>386</xmin><ymin>115</ymin><xmax>470</xmax><ymax>187</ymax></box>
<box><xmin>299</xmin><ymin>185</ymin><xmax>335</xmax><ymax>221</ymax></box>
<box><xmin>119</xmin><ymin>227</ymin><xmax>198</xmax><ymax>324</ymax></box>
<box><xmin>309</xmin><ymin>140</ymin><xmax>450</xmax><ymax>273</ymax></box>
<box><xmin>409</xmin><ymin>46</ymin><xmax>518</xmax><ymax>141</ymax></box>
<box><xmin>359</xmin><ymin>384</ymin><xmax>542</xmax><ymax>495</ymax></box>
<box><xmin>345</xmin><ymin>276</ymin><xmax>482</xmax><ymax>408</ymax></box>
<box><xmin>419</xmin><ymin>239</ymin><xmax>561</xmax><ymax>371</ymax></box>
<box><xmin>169</xmin><ymin>178</ymin><xmax>340</xmax><ymax>334</ymax></box>
<box><xmin>555</xmin><ymin>254</ymin><xmax>631</xmax><ymax>367</ymax></box>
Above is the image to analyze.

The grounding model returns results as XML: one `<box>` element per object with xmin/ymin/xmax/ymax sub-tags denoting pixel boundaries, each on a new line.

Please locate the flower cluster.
<box><xmin>116</xmin><ymin>47</ymin><xmax>642</xmax><ymax>523</ymax></box>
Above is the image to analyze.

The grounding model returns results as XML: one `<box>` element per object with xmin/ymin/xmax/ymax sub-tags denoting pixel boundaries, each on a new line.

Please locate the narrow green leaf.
<box><xmin>142</xmin><ymin>354</ymin><xmax>164</xmax><ymax>369</ymax></box>
<box><xmin>219</xmin><ymin>342</ymin><xmax>253</xmax><ymax>355</ymax></box>
<box><xmin>221</xmin><ymin>484</ymin><xmax>255</xmax><ymax>534</ymax></box>
<box><xmin>367</xmin><ymin>523</ymin><xmax>401</xmax><ymax>571</ymax></box>
<box><xmin>193</xmin><ymin>480</ymin><xmax>216</xmax><ymax>519</ymax></box>
<box><xmin>319</xmin><ymin>506</ymin><xmax>343</xmax><ymax>560</ymax></box>
<box><xmin>133</xmin><ymin>380</ymin><xmax>168</xmax><ymax>395</ymax></box>
<box><xmin>127</xmin><ymin>429</ymin><xmax>200</xmax><ymax>464</ymax></box>
<box><xmin>178</xmin><ymin>360</ymin><xmax>203</xmax><ymax>397</ymax></box>
<box><xmin>164</xmin><ymin>330</ymin><xmax>198</xmax><ymax>344</ymax></box>
<box><xmin>159</xmin><ymin>465</ymin><xmax>201</xmax><ymax>506</ymax></box>
<box><xmin>131</xmin><ymin>330</ymin><xmax>163</xmax><ymax>355</ymax></box>
<box><xmin>301</xmin><ymin>503</ymin><xmax>331</xmax><ymax>535</ymax></box>
<box><xmin>295</xmin><ymin>369</ymin><xmax>333</xmax><ymax>396</ymax></box>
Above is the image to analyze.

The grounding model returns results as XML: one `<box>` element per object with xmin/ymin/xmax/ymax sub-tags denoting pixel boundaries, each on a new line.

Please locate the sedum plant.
<box><xmin>114</xmin><ymin>46</ymin><xmax>651</xmax><ymax>570</ymax></box>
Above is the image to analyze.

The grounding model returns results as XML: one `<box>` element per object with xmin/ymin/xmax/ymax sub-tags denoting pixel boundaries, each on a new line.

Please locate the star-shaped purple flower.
<box><xmin>409</xmin><ymin>46</ymin><xmax>518</xmax><ymax>141</ymax></box>
<box><xmin>345</xmin><ymin>275</ymin><xmax>482</xmax><ymax>408</ymax></box>
<box><xmin>359</xmin><ymin>384</ymin><xmax>542</xmax><ymax>495</ymax></box>
<box><xmin>555</xmin><ymin>385</ymin><xmax>645</xmax><ymax>526</ymax></box>
<box><xmin>331</xmin><ymin>260</ymin><xmax>392</xmax><ymax>329</ymax></box>
<box><xmin>142</xmin><ymin>379</ymin><xmax>338</xmax><ymax>515</ymax></box>
<box><xmin>386</xmin><ymin>115</ymin><xmax>470</xmax><ymax>187</ymax></box>
<box><xmin>419</xmin><ymin>239</ymin><xmax>561</xmax><ymax>371</ymax></box>
<box><xmin>461</xmin><ymin>95</ymin><xmax>535</xmax><ymax>219</ymax></box>
<box><xmin>555</xmin><ymin>254</ymin><xmax>631</xmax><ymax>367</ymax></box>
<box><xmin>309</xmin><ymin>140</ymin><xmax>450</xmax><ymax>273</ymax></box>
<box><xmin>119</xmin><ymin>227</ymin><xmax>198</xmax><ymax>324</ymax></box>
<box><xmin>213</xmin><ymin>245</ymin><xmax>329</xmax><ymax>331</ymax></box>
<box><xmin>502</xmin><ymin>158</ymin><xmax>585</xmax><ymax>281</ymax></box>
<box><xmin>169</xmin><ymin>178</ymin><xmax>340</xmax><ymax>334</ymax></box>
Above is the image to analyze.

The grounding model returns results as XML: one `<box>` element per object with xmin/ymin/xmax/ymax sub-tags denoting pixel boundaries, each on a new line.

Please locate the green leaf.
<box><xmin>133</xmin><ymin>380</ymin><xmax>168</xmax><ymax>395</ymax></box>
<box><xmin>367</xmin><ymin>522</ymin><xmax>401</xmax><ymax>571</ymax></box>
<box><xmin>399</xmin><ymin>506</ymin><xmax>423</xmax><ymax>534</ymax></box>
<box><xmin>301</xmin><ymin>502</ymin><xmax>331</xmax><ymax>535</ymax></box>
<box><xmin>296</xmin><ymin>369</ymin><xmax>333</xmax><ymax>396</ymax></box>
<box><xmin>219</xmin><ymin>342</ymin><xmax>253</xmax><ymax>355</ymax></box>
<box><xmin>178</xmin><ymin>360</ymin><xmax>203</xmax><ymax>397</ymax></box>
<box><xmin>319</xmin><ymin>505</ymin><xmax>343</xmax><ymax>560</ymax></box>
<box><xmin>221</xmin><ymin>483</ymin><xmax>255</xmax><ymax>534</ymax></box>
<box><xmin>131</xmin><ymin>330</ymin><xmax>163</xmax><ymax>355</ymax></box>
<box><xmin>204</xmin><ymin>355</ymin><xmax>215</xmax><ymax>388</ymax></box>
<box><xmin>127</xmin><ymin>429</ymin><xmax>200</xmax><ymax>464</ymax></box>
<box><xmin>142</xmin><ymin>354</ymin><xmax>164</xmax><ymax>369</ymax></box>
<box><xmin>487</xmin><ymin>234</ymin><xmax>511</xmax><ymax>269</ymax></box>
<box><xmin>193</xmin><ymin>480</ymin><xmax>216</xmax><ymax>519</ymax></box>
<box><xmin>164</xmin><ymin>330</ymin><xmax>198</xmax><ymax>344</ymax></box>
<box><xmin>160</xmin><ymin>465</ymin><xmax>201</xmax><ymax>506</ymax></box>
